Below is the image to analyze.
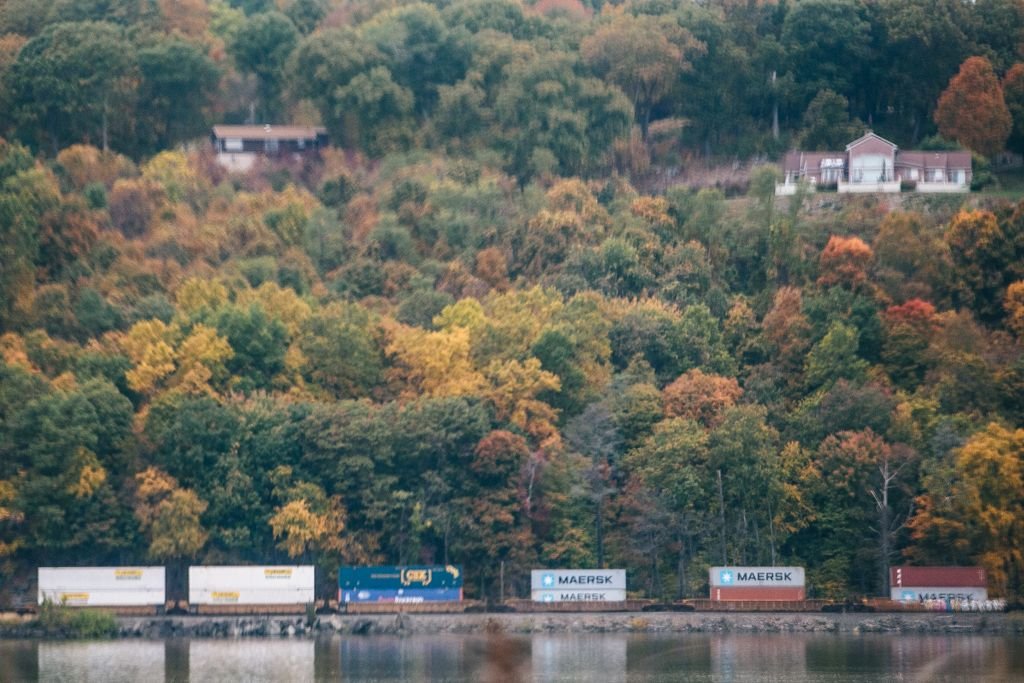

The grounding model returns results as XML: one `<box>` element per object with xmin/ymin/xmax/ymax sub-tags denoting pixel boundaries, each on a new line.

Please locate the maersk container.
<box><xmin>339</xmin><ymin>565</ymin><xmax>463</xmax><ymax>591</ymax></box>
<box><xmin>709</xmin><ymin>586</ymin><xmax>806</xmax><ymax>601</ymax></box>
<box><xmin>530</xmin><ymin>569</ymin><xmax>627</xmax><ymax>591</ymax></box>
<box><xmin>341</xmin><ymin>587</ymin><xmax>463</xmax><ymax>603</ymax></box>
<box><xmin>891</xmin><ymin>587</ymin><xmax>988</xmax><ymax>603</ymax></box>
<box><xmin>531</xmin><ymin>588</ymin><xmax>627</xmax><ymax>603</ymax></box>
<box><xmin>188</xmin><ymin>566</ymin><xmax>314</xmax><ymax>605</ymax></box>
<box><xmin>38</xmin><ymin>567</ymin><xmax>165</xmax><ymax>607</ymax></box>
<box><xmin>709</xmin><ymin>567</ymin><xmax>805</xmax><ymax>588</ymax></box>
<box><xmin>889</xmin><ymin>566</ymin><xmax>986</xmax><ymax>588</ymax></box>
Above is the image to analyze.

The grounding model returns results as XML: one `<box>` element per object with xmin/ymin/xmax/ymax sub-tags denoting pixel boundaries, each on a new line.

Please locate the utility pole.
<box><xmin>717</xmin><ymin>469</ymin><xmax>727</xmax><ymax>565</ymax></box>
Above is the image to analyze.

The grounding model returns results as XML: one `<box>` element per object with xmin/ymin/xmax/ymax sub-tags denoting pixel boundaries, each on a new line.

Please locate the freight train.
<box><xmin>23</xmin><ymin>564</ymin><xmax>1001</xmax><ymax>616</ymax></box>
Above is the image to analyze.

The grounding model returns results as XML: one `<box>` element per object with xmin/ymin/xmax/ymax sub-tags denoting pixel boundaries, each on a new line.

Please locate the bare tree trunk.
<box><xmin>677</xmin><ymin>519</ymin><xmax>689</xmax><ymax>600</ymax></box>
<box><xmin>771</xmin><ymin>71</ymin><xmax>780</xmax><ymax>140</ymax></box>
<box><xmin>768</xmin><ymin>500</ymin><xmax>777</xmax><ymax>566</ymax></box>
<box><xmin>717</xmin><ymin>469</ymin><xmax>727</xmax><ymax>565</ymax></box>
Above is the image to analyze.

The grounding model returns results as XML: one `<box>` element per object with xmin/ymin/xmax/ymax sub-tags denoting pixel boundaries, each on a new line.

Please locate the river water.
<box><xmin>1</xmin><ymin>633</ymin><xmax>1022</xmax><ymax>682</ymax></box>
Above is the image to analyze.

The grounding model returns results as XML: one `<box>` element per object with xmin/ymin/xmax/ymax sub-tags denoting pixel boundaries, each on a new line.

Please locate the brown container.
<box><xmin>889</xmin><ymin>566</ymin><xmax>986</xmax><ymax>588</ymax></box>
<box><xmin>709</xmin><ymin>586</ymin><xmax>805</xmax><ymax>601</ymax></box>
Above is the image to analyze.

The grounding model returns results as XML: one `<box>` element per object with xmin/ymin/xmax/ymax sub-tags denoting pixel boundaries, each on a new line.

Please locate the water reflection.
<box><xmin>1</xmin><ymin>633</ymin><xmax>1022</xmax><ymax>682</ymax></box>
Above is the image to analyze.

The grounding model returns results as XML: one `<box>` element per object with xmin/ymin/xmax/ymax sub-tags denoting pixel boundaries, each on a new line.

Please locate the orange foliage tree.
<box><xmin>934</xmin><ymin>56</ymin><xmax>1011</xmax><ymax>158</ymax></box>
<box><xmin>817</xmin><ymin>235</ymin><xmax>873</xmax><ymax>289</ymax></box>
<box><xmin>662</xmin><ymin>368</ymin><xmax>743</xmax><ymax>428</ymax></box>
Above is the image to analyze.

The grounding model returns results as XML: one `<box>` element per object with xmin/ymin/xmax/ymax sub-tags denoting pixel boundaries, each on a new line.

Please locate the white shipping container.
<box><xmin>530</xmin><ymin>569</ymin><xmax>627</xmax><ymax>591</ymax></box>
<box><xmin>38</xmin><ymin>567</ymin><xmax>165</xmax><ymax>606</ymax></box>
<box><xmin>709</xmin><ymin>566</ymin><xmax>805</xmax><ymax>588</ymax></box>
<box><xmin>189</xmin><ymin>566</ymin><xmax>314</xmax><ymax>605</ymax></box>
<box><xmin>531</xmin><ymin>589</ymin><xmax>627</xmax><ymax>602</ymax></box>
<box><xmin>891</xmin><ymin>587</ymin><xmax>988</xmax><ymax>603</ymax></box>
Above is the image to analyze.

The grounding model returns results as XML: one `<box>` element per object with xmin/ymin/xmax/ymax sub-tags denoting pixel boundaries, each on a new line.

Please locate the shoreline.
<box><xmin>2</xmin><ymin>612</ymin><xmax>1024</xmax><ymax>639</ymax></box>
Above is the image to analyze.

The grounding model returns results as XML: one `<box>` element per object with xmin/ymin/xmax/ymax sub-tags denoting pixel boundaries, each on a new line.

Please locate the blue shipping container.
<box><xmin>341</xmin><ymin>587</ymin><xmax>463</xmax><ymax>603</ymax></box>
<box><xmin>339</xmin><ymin>566</ymin><xmax>463</xmax><ymax>590</ymax></box>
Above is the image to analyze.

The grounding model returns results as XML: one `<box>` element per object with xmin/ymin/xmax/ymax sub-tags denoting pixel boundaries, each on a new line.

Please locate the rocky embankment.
<box><xmin>3</xmin><ymin>612</ymin><xmax>1024</xmax><ymax>639</ymax></box>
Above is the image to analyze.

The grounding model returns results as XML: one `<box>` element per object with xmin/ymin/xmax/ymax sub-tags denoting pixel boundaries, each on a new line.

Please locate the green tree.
<box><xmin>581</xmin><ymin>13</ymin><xmax>704</xmax><ymax>140</ymax></box>
<box><xmin>800</xmin><ymin>89</ymin><xmax>862</xmax><ymax>151</ymax></box>
<box><xmin>135</xmin><ymin>38</ymin><xmax>221</xmax><ymax>154</ymax></box>
<box><xmin>228</xmin><ymin>11</ymin><xmax>299</xmax><ymax>121</ymax></box>
<box><xmin>6</xmin><ymin>21</ymin><xmax>134</xmax><ymax>153</ymax></box>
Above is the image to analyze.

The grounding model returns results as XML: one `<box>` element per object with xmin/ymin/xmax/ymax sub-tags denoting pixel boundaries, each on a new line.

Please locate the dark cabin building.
<box><xmin>210</xmin><ymin>125</ymin><xmax>329</xmax><ymax>172</ymax></box>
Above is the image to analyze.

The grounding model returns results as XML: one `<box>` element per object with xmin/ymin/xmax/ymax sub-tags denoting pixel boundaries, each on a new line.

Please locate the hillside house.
<box><xmin>211</xmin><ymin>125</ymin><xmax>328</xmax><ymax>172</ymax></box>
<box><xmin>778</xmin><ymin>132</ymin><xmax>971</xmax><ymax>195</ymax></box>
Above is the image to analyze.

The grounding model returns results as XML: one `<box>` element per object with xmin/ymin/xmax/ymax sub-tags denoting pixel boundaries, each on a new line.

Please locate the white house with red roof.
<box><xmin>777</xmin><ymin>132</ymin><xmax>971</xmax><ymax>195</ymax></box>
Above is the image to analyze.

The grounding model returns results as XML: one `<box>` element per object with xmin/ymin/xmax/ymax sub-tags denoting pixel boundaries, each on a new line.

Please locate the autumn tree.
<box><xmin>134</xmin><ymin>467</ymin><xmax>208</xmax><ymax>560</ymax></box>
<box><xmin>662</xmin><ymin>369</ymin><xmax>742</xmax><ymax>428</ymax></box>
<box><xmin>945</xmin><ymin>209</ymin><xmax>1011</xmax><ymax>323</ymax></box>
<box><xmin>581</xmin><ymin>13</ymin><xmax>704</xmax><ymax>140</ymax></box>
<box><xmin>908</xmin><ymin>424</ymin><xmax>1024</xmax><ymax>596</ymax></box>
<box><xmin>818</xmin><ymin>235</ymin><xmax>874</xmax><ymax>290</ymax></box>
<box><xmin>1005</xmin><ymin>281</ymin><xmax>1024</xmax><ymax>338</ymax></box>
<box><xmin>935</xmin><ymin>56</ymin><xmax>1011</xmax><ymax>158</ymax></box>
<box><xmin>268</xmin><ymin>466</ymin><xmax>350</xmax><ymax>560</ymax></box>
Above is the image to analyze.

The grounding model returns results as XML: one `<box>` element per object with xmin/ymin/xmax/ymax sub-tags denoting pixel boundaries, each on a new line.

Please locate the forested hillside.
<box><xmin>1</xmin><ymin>0</ymin><xmax>1024</xmax><ymax>602</ymax></box>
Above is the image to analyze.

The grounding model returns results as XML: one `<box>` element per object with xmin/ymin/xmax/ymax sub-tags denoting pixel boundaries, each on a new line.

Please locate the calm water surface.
<box><xmin>1</xmin><ymin>633</ymin><xmax>1022</xmax><ymax>682</ymax></box>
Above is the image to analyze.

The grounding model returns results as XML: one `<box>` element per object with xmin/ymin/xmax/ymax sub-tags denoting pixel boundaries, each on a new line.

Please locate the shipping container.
<box><xmin>188</xmin><ymin>566</ymin><xmax>314</xmax><ymax>605</ymax></box>
<box><xmin>889</xmin><ymin>566</ymin><xmax>986</xmax><ymax>588</ymax></box>
<box><xmin>709</xmin><ymin>567</ymin><xmax>805</xmax><ymax>588</ymax></box>
<box><xmin>340</xmin><ymin>587</ymin><xmax>463</xmax><ymax>603</ymax></box>
<box><xmin>38</xmin><ymin>567</ymin><xmax>165</xmax><ymax>606</ymax></box>
<box><xmin>530</xmin><ymin>569</ymin><xmax>626</xmax><ymax>591</ymax></box>
<box><xmin>531</xmin><ymin>588</ymin><xmax>628</xmax><ymax>603</ymax></box>
<box><xmin>709</xmin><ymin>586</ymin><xmax>806</xmax><ymax>601</ymax></box>
<box><xmin>891</xmin><ymin>587</ymin><xmax>988</xmax><ymax>603</ymax></box>
<box><xmin>339</xmin><ymin>565</ymin><xmax>463</xmax><ymax>590</ymax></box>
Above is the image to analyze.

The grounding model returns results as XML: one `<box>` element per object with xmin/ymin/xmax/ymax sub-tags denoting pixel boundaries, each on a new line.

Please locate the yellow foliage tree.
<box><xmin>123</xmin><ymin>319</ymin><xmax>233</xmax><ymax>397</ymax></box>
<box><xmin>908</xmin><ymin>423</ymin><xmax>1024</xmax><ymax>594</ymax></box>
<box><xmin>1005</xmin><ymin>280</ymin><xmax>1024</xmax><ymax>337</ymax></box>
<box><xmin>385</xmin><ymin>324</ymin><xmax>485</xmax><ymax>399</ymax></box>
<box><xmin>134</xmin><ymin>467</ymin><xmax>208</xmax><ymax>560</ymax></box>
<box><xmin>0</xmin><ymin>479</ymin><xmax>24</xmax><ymax>558</ymax></box>
<box><xmin>484</xmin><ymin>357</ymin><xmax>561</xmax><ymax>448</ymax></box>
<box><xmin>236</xmin><ymin>282</ymin><xmax>312</xmax><ymax>336</ymax></box>
<box><xmin>141</xmin><ymin>150</ymin><xmax>207</xmax><ymax>207</ymax></box>
<box><xmin>268</xmin><ymin>466</ymin><xmax>351</xmax><ymax>558</ymax></box>
<box><xmin>175</xmin><ymin>277</ymin><xmax>228</xmax><ymax>318</ymax></box>
<box><xmin>66</xmin><ymin>448</ymin><xmax>108</xmax><ymax>499</ymax></box>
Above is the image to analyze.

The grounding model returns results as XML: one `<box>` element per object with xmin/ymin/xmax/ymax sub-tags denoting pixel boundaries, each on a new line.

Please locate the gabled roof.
<box><xmin>782</xmin><ymin>151</ymin><xmax>845</xmax><ymax>173</ymax></box>
<box><xmin>897</xmin><ymin>151</ymin><xmax>972</xmax><ymax>169</ymax></box>
<box><xmin>845</xmin><ymin>131</ymin><xmax>898</xmax><ymax>152</ymax></box>
<box><xmin>212</xmin><ymin>125</ymin><xmax>327</xmax><ymax>141</ymax></box>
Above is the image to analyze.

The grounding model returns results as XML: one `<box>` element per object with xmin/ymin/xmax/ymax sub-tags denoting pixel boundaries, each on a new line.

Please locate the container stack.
<box><xmin>530</xmin><ymin>569</ymin><xmax>627</xmax><ymax>602</ymax></box>
<box><xmin>889</xmin><ymin>566</ymin><xmax>988</xmax><ymax>604</ymax></box>
<box><xmin>188</xmin><ymin>566</ymin><xmax>315</xmax><ymax>610</ymax></box>
<box><xmin>37</xmin><ymin>567</ymin><xmax>165</xmax><ymax>607</ymax></box>
<box><xmin>339</xmin><ymin>565</ymin><xmax>463</xmax><ymax>603</ymax></box>
<box><xmin>708</xmin><ymin>567</ymin><xmax>806</xmax><ymax>601</ymax></box>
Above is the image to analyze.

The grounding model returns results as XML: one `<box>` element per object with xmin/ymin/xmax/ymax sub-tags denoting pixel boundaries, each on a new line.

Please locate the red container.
<box><xmin>709</xmin><ymin>586</ymin><xmax>806</xmax><ymax>601</ymax></box>
<box><xmin>889</xmin><ymin>566</ymin><xmax>986</xmax><ymax>588</ymax></box>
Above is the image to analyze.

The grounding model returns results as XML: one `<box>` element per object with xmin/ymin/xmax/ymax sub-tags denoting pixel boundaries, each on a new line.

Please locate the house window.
<box><xmin>224</xmin><ymin>138</ymin><xmax>243</xmax><ymax>152</ymax></box>
<box><xmin>265</xmin><ymin>139</ymin><xmax>279</xmax><ymax>153</ymax></box>
<box><xmin>297</xmin><ymin>139</ymin><xmax>306</xmax><ymax>150</ymax></box>
<box><xmin>910</xmin><ymin>169</ymin><xmax>918</xmax><ymax>180</ymax></box>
